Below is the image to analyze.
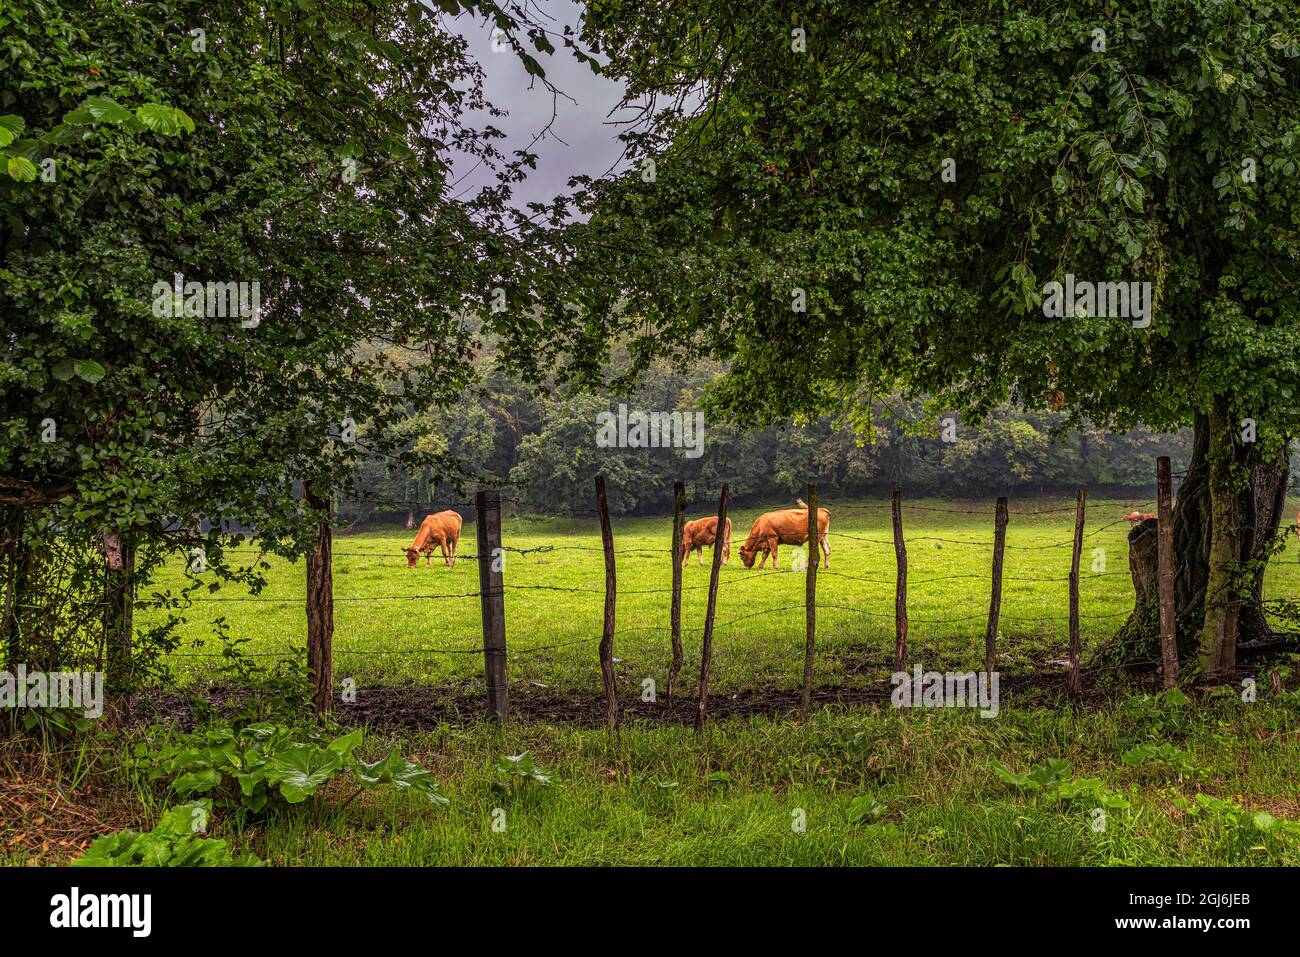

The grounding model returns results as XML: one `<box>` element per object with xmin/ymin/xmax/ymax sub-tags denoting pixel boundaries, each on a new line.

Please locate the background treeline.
<box><xmin>346</xmin><ymin>347</ymin><xmax>1214</xmax><ymax>520</ymax></box>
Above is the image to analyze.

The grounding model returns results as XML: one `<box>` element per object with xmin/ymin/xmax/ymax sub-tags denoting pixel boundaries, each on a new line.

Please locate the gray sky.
<box><xmin>450</xmin><ymin>0</ymin><xmax>631</xmax><ymax>209</ymax></box>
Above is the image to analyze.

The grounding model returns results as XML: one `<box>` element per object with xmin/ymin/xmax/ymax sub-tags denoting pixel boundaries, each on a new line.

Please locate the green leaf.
<box><xmin>66</xmin><ymin>95</ymin><xmax>133</xmax><ymax>125</ymax></box>
<box><xmin>0</xmin><ymin>114</ymin><xmax>23</xmax><ymax>147</ymax></box>
<box><xmin>263</xmin><ymin>745</ymin><xmax>345</xmax><ymax>803</ymax></box>
<box><xmin>73</xmin><ymin>359</ymin><xmax>106</xmax><ymax>384</ymax></box>
<box><xmin>136</xmin><ymin>104</ymin><xmax>196</xmax><ymax>136</ymax></box>
<box><xmin>354</xmin><ymin>749</ymin><xmax>449</xmax><ymax>804</ymax></box>
<box><xmin>326</xmin><ymin>727</ymin><xmax>364</xmax><ymax>758</ymax></box>
<box><xmin>5</xmin><ymin>156</ymin><xmax>37</xmax><ymax>181</ymax></box>
<box><xmin>172</xmin><ymin>767</ymin><xmax>223</xmax><ymax>794</ymax></box>
<box><xmin>847</xmin><ymin>795</ymin><xmax>887</xmax><ymax>824</ymax></box>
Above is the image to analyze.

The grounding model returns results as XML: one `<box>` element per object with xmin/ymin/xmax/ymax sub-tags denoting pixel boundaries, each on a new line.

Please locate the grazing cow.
<box><xmin>738</xmin><ymin>499</ymin><xmax>830</xmax><ymax>570</ymax></box>
<box><xmin>403</xmin><ymin>510</ymin><xmax>463</xmax><ymax>569</ymax></box>
<box><xmin>680</xmin><ymin>516</ymin><xmax>732</xmax><ymax>566</ymax></box>
<box><xmin>1123</xmin><ymin>510</ymin><xmax>1156</xmax><ymax>525</ymax></box>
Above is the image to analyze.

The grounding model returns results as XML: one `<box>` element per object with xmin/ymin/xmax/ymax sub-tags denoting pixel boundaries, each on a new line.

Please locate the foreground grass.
<box><xmin>11</xmin><ymin>680</ymin><xmax>1279</xmax><ymax>867</ymax></box>
<box><xmin>6</xmin><ymin>675</ymin><xmax>1299</xmax><ymax>866</ymax></box>
<box><xmin>141</xmin><ymin>496</ymin><xmax>1300</xmax><ymax>698</ymax></box>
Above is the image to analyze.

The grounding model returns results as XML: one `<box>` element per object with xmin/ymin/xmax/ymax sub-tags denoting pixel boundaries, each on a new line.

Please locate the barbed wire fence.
<box><xmin>136</xmin><ymin>453</ymin><xmax>1300</xmax><ymax>729</ymax></box>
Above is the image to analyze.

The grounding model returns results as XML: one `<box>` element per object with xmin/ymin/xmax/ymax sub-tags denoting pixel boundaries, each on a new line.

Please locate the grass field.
<box><xmin>6</xmin><ymin>494</ymin><xmax>1299</xmax><ymax>867</ymax></box>
<box><xmin>142</xmin><ymin>495</ymin><xmax>1300</xmax><ymax>700</ymax></box>
<box><xmin>8</xmin><ymin>687</ymin><xmax>1300</xmax><ymax>866</ymax></box>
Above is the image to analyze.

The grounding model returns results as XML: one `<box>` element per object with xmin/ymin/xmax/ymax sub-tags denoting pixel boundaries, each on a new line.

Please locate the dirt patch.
<box><xmin>129</xmin><ymin>660</ymin><xmax>1166</xmax><ymax>735</ymax></box>
<box><xmin>0</xmin><ymin>744</ymin><xmax>141</xmax><ymax>864</ymax></box>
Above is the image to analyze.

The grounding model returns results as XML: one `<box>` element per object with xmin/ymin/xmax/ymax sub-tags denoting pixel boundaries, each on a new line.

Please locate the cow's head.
<box><xmin>403</xmin><ymin>547</ymin><xmax>421</xmax><ymax>569</ymax></box>
<box><xmin>738</xmin><ymin>541</ymin><xmax>758</xmax><ymax>568</ymax></box>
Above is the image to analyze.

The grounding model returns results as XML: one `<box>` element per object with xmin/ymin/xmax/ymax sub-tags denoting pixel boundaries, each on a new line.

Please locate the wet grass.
<box><xmin>141</xmin><ymin>495</ymin><xmax>1300</xmax><ymax>698</ymax></box>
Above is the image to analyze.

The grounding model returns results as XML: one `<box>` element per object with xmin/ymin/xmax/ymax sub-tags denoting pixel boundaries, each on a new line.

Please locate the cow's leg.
<box><xmin>771</xmin><ymin>541</ymin><xmax>779</xmax><ymax>569</ymax></box>
<box><xmin>820</xmin><ymin>533</ymin><xmax>830</xmax><ymax>568</ymax></box>
<box><xmin>697</xmin><ymin>546</ymin><xmax>704</xmax><ymax>566</ymax></box>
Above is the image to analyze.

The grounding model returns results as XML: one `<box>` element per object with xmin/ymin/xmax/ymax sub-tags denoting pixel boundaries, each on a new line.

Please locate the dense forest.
<box><xmin>345</xmin><ymin>339</ymin><xmax>1208</xmax><ymax>519</ymax></box>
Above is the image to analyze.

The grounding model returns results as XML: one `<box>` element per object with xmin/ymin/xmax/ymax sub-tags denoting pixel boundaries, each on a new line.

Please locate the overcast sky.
<box><xmin>449</xmin><ymin>0</ymin><xmax>632</xmax><ymax>209</ymax></box>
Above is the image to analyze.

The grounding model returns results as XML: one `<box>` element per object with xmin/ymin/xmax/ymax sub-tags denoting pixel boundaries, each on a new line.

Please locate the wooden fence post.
<box><xmin>985</xmin><ymin>497</ymin><xmax>1008</xmax><ymax>675</ymax></box>
<box><xmin>668</xmin><ymin>480</ymin><xmax>686</xmax><ymax>706</ymax></box>
<box><xmin>1156</xmin><ymin>457</ymin><xmax>1180</xmax><ymax>688</ymax></box>
<box><xmin>595</xmin><ymin>476</ymin><xmax>618</xmax><ymax>731</ymax></box>
<box><xmin>304</xmin><ymin>482</ymin><xmax>334</xmax><ymax>716</ymax></box>
<box><xmin>476</xmin><ymin>489</ymin><xmax>509</xmax><ymax>722</ymax></box>
<box><xmin>802</xmin><ymin>483</ymin><xmax>818</xmax><ymax>715</ymax></box>
<box><xmin>1067</xmin><ymin>487</ymin><xmax>1087</xmax><ymax>695</ymax></box>
<box><xmin>695</xmin><ymin>483</ymin><xmax>728</xmax><ymax>730</ymax></box>
<box><xmin>0</xmin><ymin>507</ymin><xmax>23</xmax><ymax>672</ymax></box>
<box><xmin>102</xmin><ymin>532</ymin><xmax>135</xmax><ymax>696</ymax></box>
<box><xmin>892</xmin><ymin>488</ymin><xmax>908</xmax><ymax>674</ymax></box>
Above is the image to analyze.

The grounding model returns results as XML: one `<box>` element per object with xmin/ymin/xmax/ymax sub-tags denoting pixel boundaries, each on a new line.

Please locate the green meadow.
<box><xmin>7</xmin><ymin>496</ymin><xmax>1298</xmax><ymax>868</ymax></box>
<box><xmin>142</xmin><ymin>496</ymin><xmax>1300</xmax><ymax>699</ymax></box>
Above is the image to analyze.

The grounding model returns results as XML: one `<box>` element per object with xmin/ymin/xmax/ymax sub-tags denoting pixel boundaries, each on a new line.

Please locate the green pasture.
<box><xmin>141</xmin><ymin>496</ymin><xmax>1300</xmax><ymax>696</ymax></box>
<box><xmin>51</xmin><ymin>691</ymin><xmax>1298</xmax><ymax>867</ymax></box>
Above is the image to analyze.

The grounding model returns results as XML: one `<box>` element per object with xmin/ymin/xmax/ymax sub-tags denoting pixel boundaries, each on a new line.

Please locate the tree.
<box><xmin>521</xmin><ymin>0</ymin><xmax>1300</xmax><ymax>677</ymax></box>
<box><xmin>0</xmin><ymin>0</ymin><xmax>593</xmax><ymax>678</ymax></box>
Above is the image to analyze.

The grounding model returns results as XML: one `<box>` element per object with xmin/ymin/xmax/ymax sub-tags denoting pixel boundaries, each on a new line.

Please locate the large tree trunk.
<box><xmin>1198</xmin><ymin>399</ymin><xmax>1240</xmax><ymax>677</ymax></box>
<box><xmin>1095</xmin><ymin>413</ymin><xmax>1290</xmax><ymax>674</ymax></box>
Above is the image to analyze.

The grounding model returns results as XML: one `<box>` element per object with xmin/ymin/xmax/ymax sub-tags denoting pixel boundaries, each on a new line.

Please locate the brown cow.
<box><xmin>680</xmin><ymin>516</ymin><xmax>732</xmax><ymax>566</ymax></box>
<box><xmin>738</xmin><ymin>499</ymin><xmax>830</xmax><ymax>570</ymax></box>
<box><xmin>403</xmin><ymin>510</ymin><xmax>463</xmax><ymax>568</ymax></box>
<box><xmin>1123</xmin><ymin>510</ymin><xmax>1156</xmax><ymax>525</ymax></box>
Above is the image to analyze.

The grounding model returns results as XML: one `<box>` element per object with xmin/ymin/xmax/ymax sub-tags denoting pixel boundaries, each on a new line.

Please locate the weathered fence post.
<box><xmin>802</xmin><ymin>483</ymin><xmax>818</xmax><ymax>716</ymax></box>
<box><xmin>476</xmin><ymin>489</ymin><xmax>509</xmax><ymax>722</ymax></box>
<box><xmin>103</xmin><ymin>533</ymin><xmax>136</xmax><ymax>707</ymax></box>
<box><xmin>695</xmin><ymin>483</ymin><xmax>728</xmax><ymax>731</ymax></box>
<box><xmin>1066</xmin><ymin>487</ymin><xmax>1087</xmax><ymax>695</ymax></box>
<box><xmin>1156</xmin><ymin>457</ymin><xmax>1180</xmax><ymax>688</ymax></box>
<box><xmin>595</xmin><ymin>476</ymin><xmax>619</xmax><ymax>731</ymax></box>
<box><xmin>985</xmin><ymin>497</ymin><xmax>1008</xmax><ymax>675</ymax></box>
<box><xmin>304</xmin><ymin>483</ymin><xmax>334</xmax><ymax>716</ymax></box>
<box><xmin>0</xmin><ymin>508</ymin><xmax>23</xmax><ymax>671</ymax></box>
<box><xmin>892</xmin><ymin>487</ymin><xmax>908</xmax><ymax>674</ymax></box>
<box><xmin>668</xmin><ymin>480</ymin><xmax>686</xmax><ymax>706</ymax></box>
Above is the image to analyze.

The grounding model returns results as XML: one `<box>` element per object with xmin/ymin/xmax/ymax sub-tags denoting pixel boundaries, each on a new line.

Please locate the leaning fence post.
<box><xmin>304</xmin><ymin>482</ymin><xmax>334</xmax><ymax>716</ymax></box>
<box><xmin>802</xmin><ymin>483</ymin><xmax>819</xmax><ymax>716</ymax></box>
<box><xmin>595</xmin><ymin>476</ymin><xmax>619</xmax><ymax>731</ymax></box>
<box><xmin>892</xmin><ymin>487</ymin><xmax>908</xmax><ymax>674</ymax></box>
<box><xmin>1156</xmin><ymin>457</ymin><xmax>1180</xmax><ymax>688</ymax></box>
<box><xmin>986</xmin><ymin>497</ymin><xmax>1008</xmax><ymax>675</ymax></box>
<box><xmin>695</xmin><ymin>483</ymin><xmax>729</xmax><ymax>731</ymax></box>
<box><xmin>1067</xmin><ymin>487</ymin><xmax>1087</xmax><ymax>695</ymax></box>
<box><xmin>476</xmin><ymin>489</ymin><xmax>509</xmax><ymax>722</ymax></box>
<box><xmin>668</xmin><ymin>480</ymin><xmax>686</xmax><ymax>706</ymax></box>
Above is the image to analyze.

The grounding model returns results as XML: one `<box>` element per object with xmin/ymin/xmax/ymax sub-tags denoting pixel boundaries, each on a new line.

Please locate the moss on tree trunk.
<box><xmin>1092</xmin><ymin>412</ymin><xmax>1290</xmax><ymax>674</ymax></box>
